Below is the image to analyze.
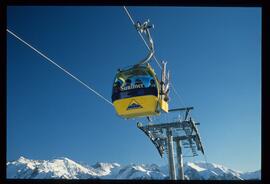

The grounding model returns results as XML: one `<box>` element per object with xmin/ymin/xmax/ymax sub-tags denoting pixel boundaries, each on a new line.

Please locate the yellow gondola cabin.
<box><xmin>111</xmin><ymin>64</ymin><xmax>168</xmax><ymax>119</ymax></box>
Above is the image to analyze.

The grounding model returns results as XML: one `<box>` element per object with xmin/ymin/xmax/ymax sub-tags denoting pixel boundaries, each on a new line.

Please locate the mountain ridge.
<box><xmin>7</xmin><ymin>156</ymin><xmax>261</xmax><ymax>180</ymax></box>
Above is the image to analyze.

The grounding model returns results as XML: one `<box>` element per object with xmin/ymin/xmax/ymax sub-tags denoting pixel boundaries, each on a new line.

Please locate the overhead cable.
<box><xmin>7</xmin><ymin>29</ymin><xmax>113</xmax><ymax>106</ymax></box>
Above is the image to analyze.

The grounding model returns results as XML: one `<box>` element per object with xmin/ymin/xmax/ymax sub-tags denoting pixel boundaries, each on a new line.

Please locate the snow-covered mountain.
<box><xmin>7</xmin><ymin>156</ymin><xmax>260</xmax><ymax>180</ymax></box>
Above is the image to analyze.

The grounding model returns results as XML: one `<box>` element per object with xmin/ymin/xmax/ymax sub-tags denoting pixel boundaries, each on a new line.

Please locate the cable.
<box><xmin>203</xmin><ymin>153</ymin><xmax>211</xmax><ymax>173</ymax></box>
<box><xmin>170</xmin><ymin>83</ymin><xmax>186</xmax><ymax>107</ymax></box>
<box><xmin>153</xmin><ymin>55</ymin><xmax>162</xmax><ymax>70</ymax></box>
<box><xmin>123</xmin><ymin>6</ymin><xmax>135</xmax><ymax>25</ymax></box>
<box><xmin>7</xmin><ymin>29</ymin><xmax>113</xmax><ymax>106</ymax></box>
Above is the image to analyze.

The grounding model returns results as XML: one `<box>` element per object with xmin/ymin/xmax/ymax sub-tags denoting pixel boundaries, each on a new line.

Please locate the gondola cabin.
<box><xmin>112</xmin><ymin>64</ymin><xmax>168</xmax><ymax>119</ymax></box>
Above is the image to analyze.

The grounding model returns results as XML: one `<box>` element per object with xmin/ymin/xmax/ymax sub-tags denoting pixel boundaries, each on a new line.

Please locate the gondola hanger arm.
<box><xmin>134</xmin><ymin>20</ymin><xmax>155</xmax><ymax>66</ymax></box>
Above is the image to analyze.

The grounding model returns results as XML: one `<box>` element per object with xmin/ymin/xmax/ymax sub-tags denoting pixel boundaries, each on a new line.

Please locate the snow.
<box><xmin>7</xmin><ymin>156</ymin><xmax>99</xmax><ymax>179</ymax></box>
<box><xmin>240</xmin><ymin>170</ymin><xmax>261</xmax><ymax>180</ymax></box>
<box><xmin>7</xmin><ymin>156</ymin><xmax>261</xmax><ymax>180</ymax></box>
<box><xmin>186</xmin><ymin>162</ymin><xmax>206</xmax><ymax>172</ymax></box>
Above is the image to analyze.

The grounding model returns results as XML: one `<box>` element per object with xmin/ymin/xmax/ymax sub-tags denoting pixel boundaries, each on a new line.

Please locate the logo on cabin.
<box><xmin>127</xmin><ymin>100</ymin><xmax>143</xmax><ymax>110</ymax></box>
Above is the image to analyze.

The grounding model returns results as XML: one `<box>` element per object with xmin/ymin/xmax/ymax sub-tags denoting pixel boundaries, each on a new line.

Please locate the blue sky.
<box><xmin>7</xmin><ymin>6</ymin><xmax>261</xmax><ymax>172</ymax></box>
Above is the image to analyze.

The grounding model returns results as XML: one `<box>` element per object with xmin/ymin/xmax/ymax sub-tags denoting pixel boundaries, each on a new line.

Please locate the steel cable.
<box><xmin>7</xmin><ymin>29</ymin><xmax>113</xmax><ymax>106</ymax></box>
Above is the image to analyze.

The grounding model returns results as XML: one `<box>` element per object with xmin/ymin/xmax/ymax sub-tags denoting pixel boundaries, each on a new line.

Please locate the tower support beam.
<box><xmin>167</xmin><ymin>128</ymin><xmax>176</xmax><ymax>180</ymax></box>
<box><xmin>175</xmin><ymin>139</ymin><xmax>184</xmax><ymax>180</ymax></box>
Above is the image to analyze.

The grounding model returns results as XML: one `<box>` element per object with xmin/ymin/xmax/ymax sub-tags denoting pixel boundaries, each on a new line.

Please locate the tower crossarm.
<box><xmin>137</xmin><ymin>122</ymin><xmax>165</xmax><ymax>157</ymax></box>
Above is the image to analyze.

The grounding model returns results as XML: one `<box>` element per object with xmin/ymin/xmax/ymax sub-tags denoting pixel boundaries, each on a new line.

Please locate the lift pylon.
<box><xmin>137</xmin><ymin>107</ymin><xmax>204</xmax><ymax>180</ymax></box>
